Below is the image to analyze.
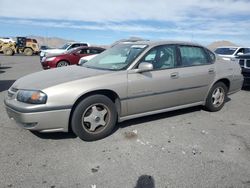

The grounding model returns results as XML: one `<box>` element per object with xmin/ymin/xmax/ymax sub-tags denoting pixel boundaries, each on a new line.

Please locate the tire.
<box><xmin>205</xmin><ymin>82</ymin><xmax>228</xmax><ymax>112</ymax></box>
<box><xmin>3</xmin><ymin>48</ymin><xmax>14</xmax><ymax>56</ymax></box>
<box><xmin>23</xmin><ymin>48</ymin><xmax>33</xmax><ymax>56</ymax></box>
<box><xmin>57</xmin><ymin>61</ymin><xmax>69</xmax><ymax>67</ymax></box>
<box><xmin>71</xmin><ymin>95</ymin><xmax>117</xmax><ymax>141</ymax></box>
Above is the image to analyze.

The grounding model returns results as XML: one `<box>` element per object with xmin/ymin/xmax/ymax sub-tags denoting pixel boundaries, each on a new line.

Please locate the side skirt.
<box><xmin>118</xmin><ymin>101</ymin><xmax>204</xmax><ymax>122</ymax></box>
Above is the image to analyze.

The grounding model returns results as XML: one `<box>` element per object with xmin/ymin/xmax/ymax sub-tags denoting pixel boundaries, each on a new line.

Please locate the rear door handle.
<box><xmin>170</xmin><ymin>72</ymin><xmax>179</xmax><ymax>79</ymax></box>
<box><xmin>208</xmin><ymin>68</ymin><xmax>215</xmax><ymax>74</ymax></box>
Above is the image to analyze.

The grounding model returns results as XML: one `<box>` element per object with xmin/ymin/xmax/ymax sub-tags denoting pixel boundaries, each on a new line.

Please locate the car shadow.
<box><xmin>0</xmin><ymin>66</ymin><xmax>12</xmax><ymax>70</ymax></box>
<box><xmin>29</xmin><ymin>98</ymin><xmax>232</xmax><ymax>141</ymax></box>
<box><xmin>135</xmin><ymin>175</ymin><xmax>155</xmax><ymax>188</ymax></box>
<box><xmin>30</xmin><ymin>131</ymin><xmax>77</xmax><ymax>140</ymax></box>
<box><xmin>225</xmin><ymin>95</ymin><xmax>231</xmax><ymax>103</ymax></box>
<box><xmin>0</xmin><ymin>80</ymin><xmax>15</xmax><ymax>92</ymax></box>
<box><xmin>0</xmin><ymin>66</ymin><xmax>12</xmax><ymax>74</ymax></box>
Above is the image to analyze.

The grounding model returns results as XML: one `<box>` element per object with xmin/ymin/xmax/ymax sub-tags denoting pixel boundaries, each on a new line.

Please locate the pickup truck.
<box><xmin>236</xmin><ymin>54</ymin><xmax>250</xmax><ymax>87</ymax></box>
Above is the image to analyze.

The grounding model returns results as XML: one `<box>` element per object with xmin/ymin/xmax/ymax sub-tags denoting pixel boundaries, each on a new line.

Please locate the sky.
<box><xmin>0</xmin><ymin>0</ymin><xmax>250</xmax><ymax>46</ymax></box>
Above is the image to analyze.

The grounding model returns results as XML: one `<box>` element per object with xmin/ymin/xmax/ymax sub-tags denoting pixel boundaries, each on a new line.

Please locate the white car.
<box><xmin>0</xmin><ymin>37</ymin><xmax>15</xmax><ymax>43</ymax></box>
<box><xmin>40</xmin><ymin>42</ymin><xmax>89</xmax><ymax>60</ymax></box>
<box><xmin>214</xmin><ymin>46</ymin><xmax>250</xmax><ymax>60</ymax></box>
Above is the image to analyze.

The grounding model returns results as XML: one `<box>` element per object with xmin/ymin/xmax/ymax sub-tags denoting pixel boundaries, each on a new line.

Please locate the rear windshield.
<box><xmin>214</xmin><ymin>48</ymin><xmax>237</xmax><ymax>55</ymax></box>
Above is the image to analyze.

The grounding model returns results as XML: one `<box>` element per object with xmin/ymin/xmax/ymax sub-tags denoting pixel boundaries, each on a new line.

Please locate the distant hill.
<box><xmin>27</xmin><ymin>36</ymin><xmax>75</xmax><ymax>48</ymax></box>
<box><xmin>207</xmin><ymin>40</ymin><xmax>238</xmax><ymax>50</ymax></box>
<box><xmin>27</xmin><ymin>36</ymin><xmax>110</xmax><ymax>48</ymax></box>
<box><xmin>25</xmin><ymin>36</ymin><xmax>240</xmax><ymax>51</ymax></box>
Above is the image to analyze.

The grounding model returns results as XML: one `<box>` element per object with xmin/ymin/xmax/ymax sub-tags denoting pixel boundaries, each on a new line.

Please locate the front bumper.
<box><xmin>5</xmin><ymin>102</ymin><xmax>71</xmax><ymax>133</ymax></box>
<box><xmin>40</xmin><ymin>60</ymin><xmax>56</xmax><ymax>70</ymax></box>
<box><xmin>41</xmin><ymin>61</ymin><xmax>51</xmax><ymax>70</ymax></box>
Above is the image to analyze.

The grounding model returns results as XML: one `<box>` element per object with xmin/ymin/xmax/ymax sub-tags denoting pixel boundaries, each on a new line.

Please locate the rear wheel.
<box><xmin>3</xmin><ymin>48</ymin><xmax>14</xmax><ymax>56</ymax></box>
<box><xmin>57</xmin><ymin>61</ymin><xmax>69</xmax><ymax>67</ymax></box>
<box><xmin>23</xmin><ymin>48</ymin><xmax>33</xmax><ymax>56</ymax></box>
<box><xmin>71</xmin><ymin>95</ymin><xmax>117</xmax><ymax>141</ymax></box>
<box><xmin>205</xmin><ymin>82</ymin><xmax>228</xmax><ymax>112</ymax></box>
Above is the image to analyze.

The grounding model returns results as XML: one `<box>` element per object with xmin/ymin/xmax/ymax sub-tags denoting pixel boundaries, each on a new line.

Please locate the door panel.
<box><xmin>126</xmin><ymin>45</ymin><xmax>215</xmax><ymax>116</ymax></box>
<box><xmin>127</xmin><ymin>69</ymin><xmax>186</xmax><ymax>115</ymax></box>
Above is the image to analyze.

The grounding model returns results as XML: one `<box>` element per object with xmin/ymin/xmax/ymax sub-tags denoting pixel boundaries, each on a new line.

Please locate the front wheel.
<box><xmin>3</xmin><ymin>48</ymin><xmax>14</xmax><ymax>56</ymax></box>
<box><xmin>57</xmin><ymin>61</ymin><xmax>69</xmax><ymax>67</ymax></box>
<box><xmin>23</xmin><ymin>48</ymin><xmax>33</xmax><ymax>56</ymax></box>
<box><xmin>205</xmin><ymin>82</ymin><xmax>228</xmax><ymax>112</ymax></box>
<box><xmin>71</xmin><ymin>95</ymin><xmax>117</xmax><ymax>141</ymax></box>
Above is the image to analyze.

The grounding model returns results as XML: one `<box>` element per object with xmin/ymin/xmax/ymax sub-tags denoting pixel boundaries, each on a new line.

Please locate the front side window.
<box><xmin>77</xmin><ymin>49</ymin><xmax>88</xmax><ymax>54</ymax></box>
<box><xmin>82</xmin><ymin>44</ymin><xmax>147</xmax><ymax>70</ymax></box>
<box><xmin>60</xmin><ymin>43</ymin><xmax>71</xmax><ymax>50</ymax></box>
<box><xmin>244</xmin><ymin>48</ymin><xmax>250</xmax><ymax>54</ymax></box>
<box><xmin>69</xmin><ymin>44</ymin><xmax>80</xmax><ymax>49</ymax></box>
<box><xmin>139</xmin><ymin>45</ymin><xmax>176</xmax><ymax>70</ymax></box>
<box><xmin>89</xmin><ymin>48</ymin><xmax>103</xmax><ymax>54</ymax></box>
<box><xmin>179</xmin><ymin>46</ymin><xmax>208</xmax><ymax>66</ymax></box>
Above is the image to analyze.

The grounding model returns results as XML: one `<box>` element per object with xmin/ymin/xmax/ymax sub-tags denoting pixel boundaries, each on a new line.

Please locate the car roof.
<box><xmin>72</xmin><ymin>46</ymin><xmax>105</xmax><ymax>51</ymax></box>
<box><xmin>68</xmin><ymin>46</ymin><xmax>106</xmax><ymax>51</ymax></box>
<box><xmin>121</xmin><ymin>40</ymin><xmax>205</xmax><ymax>48</ymax></box>
<box><xmin>216</xmin><ymin>46</ymin><xmax>241</xmax><ymax>48</ymax></box>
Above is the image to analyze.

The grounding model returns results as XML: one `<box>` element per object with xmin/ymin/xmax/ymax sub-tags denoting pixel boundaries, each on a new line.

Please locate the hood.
<box><xmin>42</xmin><ymin>49</ymin><xmax>66</xmax><ymax>53</ymax></box>
<box><xmin>12</xmin><ymin>66</ymin><xmax>110</xmax><ymax>90</ymax></box>
<box><xmin>41</xmin><ymin>49</ymin><xmax>66</xmax><ymax>57</ymax></box>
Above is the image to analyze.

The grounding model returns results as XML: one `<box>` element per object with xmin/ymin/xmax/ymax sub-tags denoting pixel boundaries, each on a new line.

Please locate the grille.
<box><xmin>246</xmin><ymin>60</ymin><xmax>250</xmax><ymax>68</ymax></box>
<box><xmin>242</xmin><ymin>72</ymin><xmax>250</xmax><ymax>77</ymax></box>
<box><xmin>239</xmin><ymin>59</ymin><xmax>245</xmax><ymax>67</ymax></box>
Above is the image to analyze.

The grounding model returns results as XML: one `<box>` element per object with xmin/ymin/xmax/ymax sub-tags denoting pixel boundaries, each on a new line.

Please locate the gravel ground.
<box><xmin>0</xmin><ymin>55</ymin><xmax>250</xmax><ymax>188</ymax></box>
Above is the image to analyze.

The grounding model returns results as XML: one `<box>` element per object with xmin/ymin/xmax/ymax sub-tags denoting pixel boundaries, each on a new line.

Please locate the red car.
<box><xmin>41</xmin><ymin>46</ymin><xmax>105</xmax><ymax>69</ymax></box>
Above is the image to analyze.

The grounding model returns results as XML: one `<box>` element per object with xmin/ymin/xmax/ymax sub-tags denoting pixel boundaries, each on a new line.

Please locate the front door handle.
<box><xmin>170</xmin><ymin>72</ymin><xmax>179</xmax><ymax>79</ymax></box>
<box><xmin>208</xmin><ymin>68</ymin><xmax>215</xmax><ymax>74</ymax></box>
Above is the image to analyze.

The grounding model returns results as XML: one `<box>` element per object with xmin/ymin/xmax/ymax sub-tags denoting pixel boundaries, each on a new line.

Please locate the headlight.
<box><xmin>46</xmin><ymin>57</ymin><xmax>56</xmax><ymax>61</ymax></box>
<box><xmin>40</xmin><ymin>52</ymin><xmax>45</xmax><ymax>56</ymax></box>
<box><xmin>17</xmin><ymin>90</ymin><xmax>47</xmax><ymax>104</ymax></box>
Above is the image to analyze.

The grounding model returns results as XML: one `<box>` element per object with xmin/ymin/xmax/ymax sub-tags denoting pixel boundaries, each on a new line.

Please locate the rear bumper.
<box><xmin>228</xmin><ymin>75</ymin><xmax>244</xmax><ymax>95</ymax></box>
<box><xmin>5</xmin><ymin>103</ymin><xmax>71</xmax><ymax>133</ymax></box>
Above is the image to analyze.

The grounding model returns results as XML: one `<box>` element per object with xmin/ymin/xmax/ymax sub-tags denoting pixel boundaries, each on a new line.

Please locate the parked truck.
<box><xmin>0</xmin><ymin>37</ymin><xmax>40</xmax><ymax>56</ymax></box>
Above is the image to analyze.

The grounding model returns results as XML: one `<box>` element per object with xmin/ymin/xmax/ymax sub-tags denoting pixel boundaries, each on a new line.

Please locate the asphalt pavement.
<box><xmin>0</xmin><ymin>54</ymin><xmax>250</xmax><ymax>188</ymax></box>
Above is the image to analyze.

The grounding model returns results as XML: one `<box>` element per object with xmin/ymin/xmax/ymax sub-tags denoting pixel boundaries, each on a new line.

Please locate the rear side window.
<box><xmin>244</xmin><ymin>48</ymin><xmax>250</xmax><ymax>54</ymax></box>
<box><xmin>80</xmin><ymin>43</ymin><xmax>88</xmax><ymax>47</ymax></box>
<box><xmin>70</xmin><ymin>44</ymin><xmax>81</xmax><ymax>49</ymax></box>
<box><xmin>178</xmin><ymin>46</ymin><xmax>208</xmax><ymax>67</ymax></box>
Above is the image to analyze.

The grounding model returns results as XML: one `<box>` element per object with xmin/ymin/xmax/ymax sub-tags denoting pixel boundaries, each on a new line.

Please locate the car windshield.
<box><xmin>82</xmin><ymin>44</ymin><xmax>147</xmax><ymax>70</ymax></box>
<box><xmin>60</xmin><ymin>43</ymin><xmax>71</xmax><ymax>50</ymax></box>
<box><xmin>215</xmin><ymin>48</ymin><xmax>237</xmax><ymax>55</ymax></box>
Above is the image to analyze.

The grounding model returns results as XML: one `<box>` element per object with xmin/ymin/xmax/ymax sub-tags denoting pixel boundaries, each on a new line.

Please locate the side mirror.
<box><xmin>237</xmin><ymin>52</ymin><xmax>244</xmax><ymax>56</ymax></box>
<box><xmin>136</xmin><ymin>62</ymin><xmax>153</xmax><ymax>73</ymax></box>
